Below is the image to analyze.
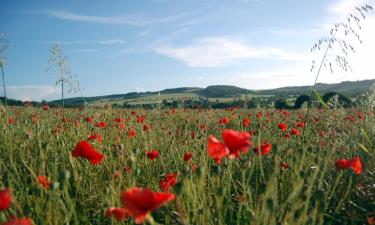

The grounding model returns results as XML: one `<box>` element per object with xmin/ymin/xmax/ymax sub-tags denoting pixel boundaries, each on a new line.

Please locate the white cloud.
<box><xmin>1</xmin><ymin>85</ymin><xmax>61</xmax><ymax>101</ymax></box>
<box><xmin>154</xmin><ymin>38</ymin><xmax>308</xmax><ymax>67</ymax></box>
<box><xmin>329</xmin><ymin>0</ymin><xmax>370</xmax><ymax>16</ymax></box>
<box><xmin>35</xmin><ymin>9</ymin><xmax>195</xmax><ymax>27</ymax></box>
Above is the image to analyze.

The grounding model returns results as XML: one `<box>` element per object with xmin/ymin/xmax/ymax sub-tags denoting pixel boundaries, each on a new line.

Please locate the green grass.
<box><xmin>0</xmin><ymin>106</ymin><xmax>374</xmax><ymax>224</ymax></box>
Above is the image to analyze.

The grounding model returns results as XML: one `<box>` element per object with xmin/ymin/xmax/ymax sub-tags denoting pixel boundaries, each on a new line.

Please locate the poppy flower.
<box><xmin>104</xmin><ymin>207</ymin><xmax>129</xmax><ymax>222</ymax></box>
<box><xmin>114</xmin><ymin>118</ymin><xmax>122</xmax><ymax>123</ymax></box>
<box><xmin>143</xmin><ymin>124</ymin><xmax>149</xmax><ymax>131</ymax></box>
<box><xmin>128</xmin><ymin>129</ymin><xmax>136</xmax><ymax>138</ymax></box>
<box><xmin>219</xmin><ymin>117</ymin><xmax>229</xmax><ymax>126</ymax></box>
<box><xmin>88</xmin><ymin>134</ymin><xmax>103</xmax><ymax>143</ymax></box>
<box><xmin>207</xmin><ymin>135</ymin><xmax>229</xmax><ymax>164</ymax></box>
<box><xmin>146</xmin><ymin>150</ymin><xmax>158</xmax><ymax>160</ymax></box>
<box><xmin>159</xmin><ymin>173</ymin><xmax>177</xmax><ymax>191</ymax></box>
<box><xmin>136</xmin><ymin>115</ymin><xmax>146</xmax><ymax>124</ymax></box>
<box><xmin>3</xmin><ymin>218</ymin><xmax>33</xmax><ymax>225</ymax></box>
<box><xmin>290</xmin><ymin>128</ymin><xmax>300</xmax><ymax>136</ymax></box>
<box><xmin>0</xmin><ymin>188</ymin><xmax>11</xmax><ymax>211</ymax></box>
<box><xmin>120</xmin><ymin>187</ymin><xmax>175</xmax><ymax>224</ymax></box>
<box><xmin>242</xmin><ymin>118</ymin><xmax>250</xmax><ymax>128</ymax></box>
<box><xmin>295</xmin><ymin>122</ymin><xmax>305</xmax><ymax>128</ymax></box>
<box><xmin>37</xmin><ymin>176</ymin><xmax>50</xmax><ymax>189</ymax></box>
<box><xmin>335</xmin><ymin>157</ymin><xmax>362</xmax><ymax>174</ymax></box>
<box><xmin>278</xmin><ymin>123</ymin><xmax>287</xmax><ymax>131</ymax></box>
<box><xmin>183</xmin><ymin>152</ymin><xmax>192</xmax><ymax>162</ymax></box>
<box><xmin>85</xmin><ymin>117</ymin><xmax>93</xmax><ymax>123</ymax></box>
<box><xmin>72</xmin><ymin>141</ymin><xmax>104</xmax><ymax>165</ymax></box>
<box><xmin>95</xmin><ymin>122</ymin><xmax>106</xmax><ymax>128</ymax></box>
<box><xmin>222</xmin><ymin>129</ymin><xmax>251</xmax><ymax>159</ymax></box>
<box><xmin>253</xmin><ymin>143</ymin><xmax>272</xmax><ymax>155</ymax></box>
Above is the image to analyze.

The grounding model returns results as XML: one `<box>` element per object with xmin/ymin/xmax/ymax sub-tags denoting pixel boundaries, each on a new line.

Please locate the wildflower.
<box><xmin>278</xmin><ymin>123</ymin><xmax>287</xmax><ymax>131</ymax></box>
<box><xmin>72</xmin><ymin>141</ymin><xmax>104</xmax><ymax>165</ymax></box>
<box><xmin>88</xmin><ymin>134</ymin><xmax>103</xmax><ymax>143</ymax></box>
<box><xmin>207</xmin><ymin>135</ymin><xmax>229</xmax><ymax>164</ymax></box>
<box><xmin>159</xmin><ymin>173</ymin><xmax>177</xmax><ymax>191</ymax></box>
<box><xmin>253</xmin><ymin>143</ymin><xmax>272</xmax><ymax>155</ymax></box>
<box><xmin>95</xmin><ymin>122</ymin><xmax>106</xmax><ymax>128</ymax></box>
<box><xmin>242</xmin><ymin>118</ymin><xmax>250</xmax><ymax>128</ymax></box>
<box><xmin>290</xmin><ymin>128</ymin><xmax>300</xmax><ymax>136</ymax></box>
<box><xmin>335</xmin><ymin>157</ymin><xmax>362</xmax><ymax>174</ymax></box>
<box><xmin>104</xmin><ymin>207</ymin><xmax>129</xmax><ymax>222</ymax></box>
<box><xmin>3</xmin><ymin>218</ymin><xmax>33</xmax><ymax>225</ymax></box>
<box><xmin>222</xmin><ymin>129</ymin><xmax>251</xmax><ymax>159</ymax></box>
<box><xmin>120</xmin><ymin>187</ymin><xmax>175</xmax><ymax>224</ymax></box>
<box><xmin>146</xmin><ymin>150</ymin><xmax>158</xmax><ymax>160</ymax></box>
<box><xmin>183</xmin><ymin>152</ymin><xmax>192</xmax><ymax>162</ymax></box>
<box><xmin>0</xmin><ymin>188</ymin><xmax>11</xmax><ymax>211</ymax></box>
<box><xmin>37</xmin><ymin>176</ymin><xmax>50</xmax><ymax>189</ymax></box>
<box><xmin>219</xmin><ymin>117</ymin><xmax>229</xmax><ymax>126</ymax></box>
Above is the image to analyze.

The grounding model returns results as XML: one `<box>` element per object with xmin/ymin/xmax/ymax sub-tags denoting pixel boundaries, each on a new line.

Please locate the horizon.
<box><xmin>1</xmin><ymin>0</ymin><xmax>375</xmax><ymax>101</ymax></box>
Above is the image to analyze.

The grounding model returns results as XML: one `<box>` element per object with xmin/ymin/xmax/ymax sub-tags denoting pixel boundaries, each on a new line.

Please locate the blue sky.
<box><xmin>1</xmin><ymin>0</ymin><xmax>374</xmax><ymax>101</ymax></box>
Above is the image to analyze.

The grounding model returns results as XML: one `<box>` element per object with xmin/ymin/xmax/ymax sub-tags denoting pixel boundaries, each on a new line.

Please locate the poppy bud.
<box><xmin>51</xmin><ymin>182</ymin><xmax>60</xmax><ymax>190</ymax></box>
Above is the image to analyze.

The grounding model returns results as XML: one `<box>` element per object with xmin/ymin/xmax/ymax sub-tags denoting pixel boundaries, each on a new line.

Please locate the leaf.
<box><xmin>360</xmin><ymin>128</ymin><xmax>371</xmax><ymax>145</ymax></box>
<box><xmin>312</xmin><ymin>90</ymin><xmax>329</xmax><ymax>109</ymax></box>
<box><xmin>357</xmin><ymin>143</ymin><xmax>370</xmax><ymax>154</ymax></box>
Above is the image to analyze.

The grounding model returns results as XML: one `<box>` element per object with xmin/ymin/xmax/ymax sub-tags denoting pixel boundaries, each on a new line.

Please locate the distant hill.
<box><xmin>257</xmin><ymin>79</ymin><xmax>375</xmax><ymax>97</ymax></box>
<box><xmin>46</xmin><ymin>80</ymin><xmax>375</xmax><ymax>106</ymax></box>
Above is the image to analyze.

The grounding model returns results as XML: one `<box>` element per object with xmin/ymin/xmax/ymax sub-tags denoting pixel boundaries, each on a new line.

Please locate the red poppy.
<box><xmin>222</xmin><ymin>129</ymin><xmax>251</xmax><ymax>159</ymax></box>
<box><xmin>335</xmin><ymin>157</ymin><xmax>362</xmax><ymax>174</ymax></box>
<box><xmin>219</xmin><ymin>117</ymin><xmax>229</xmax><ymax>126</ymax></box>
<box><xmin>159</xmin><ymin>173</ymin><xmax>177</xmax><ymax>191</ymax></box>
<box><xmin>183</xmin><ymin>152</ymin><xmax>192</xmax><ymax>162</ymax></box>
<box><xmin>85</xmin><ymin>117</ymin><xmax>93</xmax><ymax>123</ymax></box>
<box><xmin>37</xmin><ymin>176</ymin><xmax>50</xmax><ymax>189</ymax></box>
<box><xmin>278</xmin><ymin>123</ymin><xmax>287</xmax><ymax>131</ymax></box>
<box><xmin>0</xmin><ymin>188</ymin><xmax>11</xmax><ymax>211</ymax></box>
<box><xmin>7</xmin><ymin>117</ymin><xmax>14</xmax><ymax>125</ymax></box>
<box><xmin>3</xmin><ymin>218</ymin><xmax>33</xmax><ymax>225</ymax></box>
<box><xmin>207</xmin><ymin>135</ymin><xmax>229</xmax><ymax>164</ymax></box>
<box><xmin>295</xmin><ymin>122</ymin><xmax>305</xmax><ymax>128</ymax></box>
<box><xmin>104</xmin><ymin>207</ymin><xmax>129</xmax><ymax>222</ymax></box>
<box><xmin>72</xmin><ymin>141</ymin><xmax>104</xmax><ymax>165</ymax></box>
<box><xmin>143</xmin><ymin>124</ymin><xmax>149</xmax><ymax>131</ymax></box>
<box><xmin>290</xmin><ymin>128</ymin><xmax>300</xmax><ymax>136</ymax></box>
<box><xmin>120</xmin><ymin>187</ymin><xmax>175</xmax><ymax>224</ymax></box>
<box><xmin>253</xmin><ymin>143</ymin><xmax>272</xmax><ymax>155</ymax></box>
<box><xmin>88</xmin><ymin>134</ymin><xmax>103</xmax><ymax>143</ymax></box>
<box><xmin>136</xmin><ymin>115</ymin><xmax>146</xmax><ymax>124</ymax></box>
<box><xmin>114</xmin><ymin>117</ymin><xmax>123</xmax><ymax>123</ymax></box>
<box><xmin>95</xmin><ymin>122</ymin><xmax>106</xmax><ymax>128</ymax></box>
<box><xmin>118</xmin><ymin>122</ymin><xmax>125</xmax><ymax>130</ymax></box>
<box><xmin>146</xmin><ymin>150</ymin><xmax>158</xmax><ymax>160</ymax></box>
<box><xmin>127</xmin><ymin>129</ymin><xmax>136</xmax><ymax>138</ymax></box>
<box><xmin>242</xmin><ymin>118</ymin><xmax>250</xmax><ymax>128</ymax></box>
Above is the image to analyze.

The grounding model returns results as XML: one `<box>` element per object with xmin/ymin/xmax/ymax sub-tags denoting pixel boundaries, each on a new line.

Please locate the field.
<box><xmin>0</xmin><ymin>105</ymin><xmax>374</xmax><ymax>225</ymax></box>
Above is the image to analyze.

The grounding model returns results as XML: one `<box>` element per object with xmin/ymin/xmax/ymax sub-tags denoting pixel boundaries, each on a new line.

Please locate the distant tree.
<box><xmin>47</xmin><ymin>44</ymin><xmax>80</xmax><ymax>110</ymax></box>
<box><xmin>294</xmin><ymin>95</ymin><xmax>310</xmax><ymax>109</ymax></box>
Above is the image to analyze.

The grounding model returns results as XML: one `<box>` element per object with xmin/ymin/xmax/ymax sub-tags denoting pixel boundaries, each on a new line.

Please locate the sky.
<box><xmin>0</xmin><ymin>0</ymin><xmax>374</xmax><ymax>101</ymax></box>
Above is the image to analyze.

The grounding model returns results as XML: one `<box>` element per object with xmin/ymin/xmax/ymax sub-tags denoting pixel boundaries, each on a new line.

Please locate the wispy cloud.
<box><xmin>1</xmin><ymin>85</ymin><xmax>61</xmax><ymax>101</ymax></box>
<box><xmin>154</xmin><ymin>38</ymin><xmax>308</xmax><ymax>67</ymax></box>
<box><xmin>34</xmin><ymin>9</ymin><xmax>197</xmax><ymax>27</ymax></box>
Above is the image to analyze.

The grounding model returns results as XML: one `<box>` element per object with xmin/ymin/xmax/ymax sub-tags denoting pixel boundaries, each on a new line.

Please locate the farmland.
<box><xmin>0</xmin><ymin>104</ymin><xmax>374</xmax><ymax>224</ymax></box>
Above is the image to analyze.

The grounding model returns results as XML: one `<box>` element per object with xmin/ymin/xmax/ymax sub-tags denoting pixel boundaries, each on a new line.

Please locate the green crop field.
<box><xmin>0</xmin><ymin>105</ymin><xmax>374</xmax><ymax>225</ymax></box>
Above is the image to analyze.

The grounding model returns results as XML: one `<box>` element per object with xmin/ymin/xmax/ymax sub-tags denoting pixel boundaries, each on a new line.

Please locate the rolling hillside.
<box><xmin>47</xmin><ymin>79</ymin><xmax>375</xmax><ymax>106</ymax></box>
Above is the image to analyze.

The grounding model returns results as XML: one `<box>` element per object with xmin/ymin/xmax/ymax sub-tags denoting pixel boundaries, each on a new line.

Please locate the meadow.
<box><xmin>0</xmin><ymin>104</ymin><xmax>374</xmax><ymax>225</ymax></box>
